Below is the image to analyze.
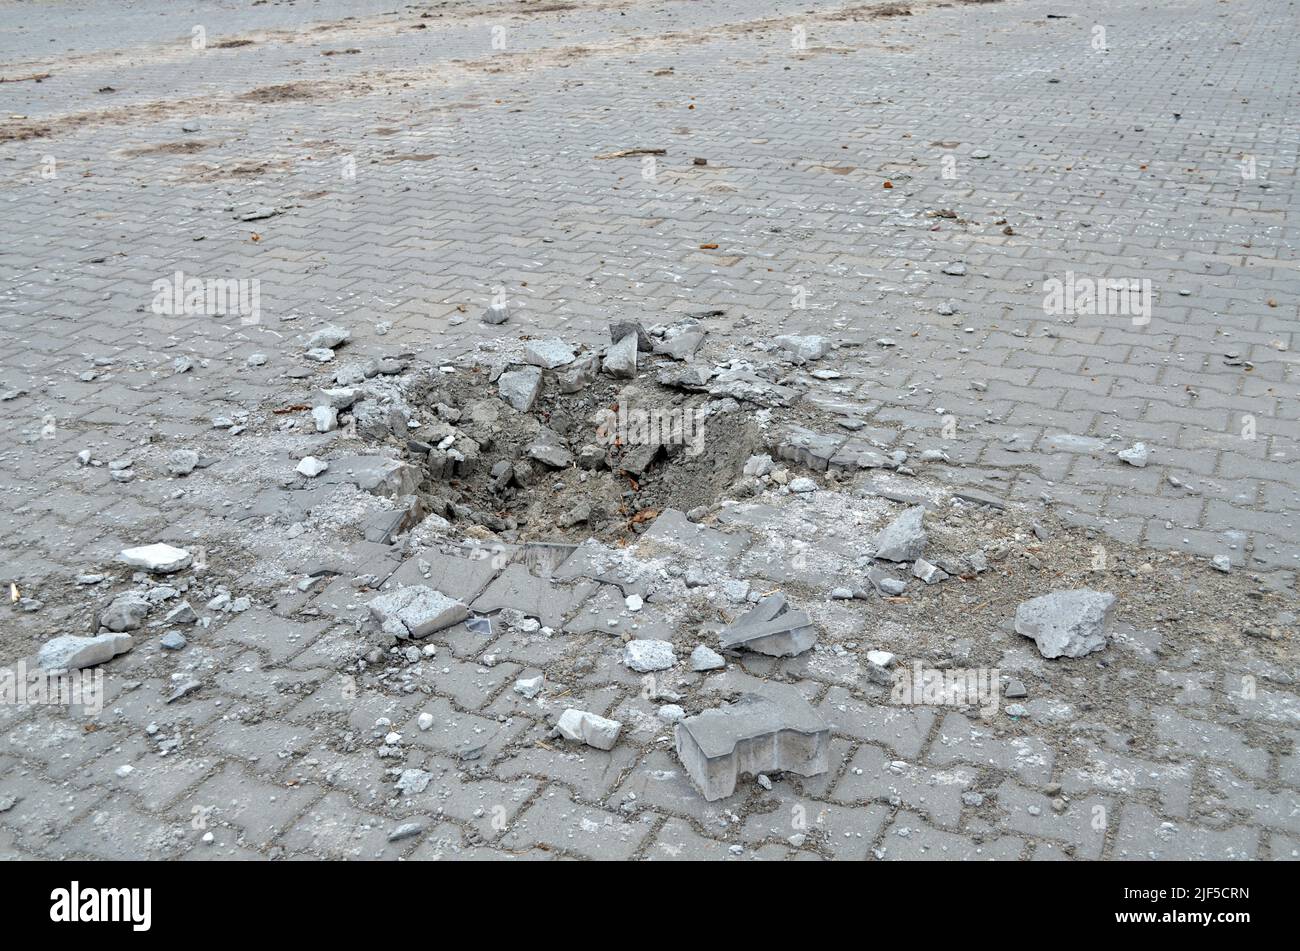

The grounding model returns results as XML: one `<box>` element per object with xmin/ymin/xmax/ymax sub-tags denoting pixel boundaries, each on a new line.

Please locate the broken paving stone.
<box><xmin>498</xmin><ymin>366</ymin><xmax>543</xmax><ymax>412</ymax></box>
<box><xmin>312</xmin><ymin>406</ymin><xmax>339</xmax><ymax>433</ymax></box>
<box><xmin>655</xmin><ymin>329</ymin><xmax>706</xmax><ymax>360</ymax></box>
<box><xmin>526</xmin><ymin>433</ymin><xmax>574</xmax><ymax>468</ymax></box>
<box><xmin>514</xmin><ymin>675</ymin><xmax>544</xmax><ymax>698</ymax></box>
<box><xmin>870</xmin><ymin>506</ymin><xmax>928</xmax><ymax>562</ymax></box>
<box><xmin>1014</xmin><ymin>589</ymin><xmax>1116</xmax><ymax>659</ymax></box>
<box><xmin>482</xmin><ymin>301</ymin><xmax>511</xmax><ymax>325</ymax></box>
<box><xmin>603</xmin><ymin>332</ymin><xmax>638</xmax><ymax>378</ymax></box>
<box><xmin>867</xmin><ymin>567</ymin><xmax>908</xmax><ymax>596</ymax></box>
<box><xmin>623</xmin><ymin>638</ymin><xmax>676</xmax><ymax>672</ymax></box>
<box><xmin>117</xmin><ymin>543</ymin><xmax>192</xmax><ymax>574</ymax></box>
<box><xmin>609</xmin><ymin>320</ymin><xmax>653</xmax><ymax>352</ymax></box>
<box><xmin>911</xmin><ymin>558</ymin><xmax>949</xmax><ymax>584</ymax></box>
<box><xmin>674</xmin><ymin>689</ymin><xmax>830</xmax><ymax>801</ymax></box>
<box><xmin>1004</xmin><ymin>679</ymin><xmax>1029</xmax><ymax>699</ymax></box>
<box><xmin>558</xmin><ymin>354</ymin><xmax>599</xmax><ymax>393</ymax></box>
<box><xmin>306</xmin><ymin>325</ymin><xmax>350</xmax><ymax>350</ymax></box>
<box><xmin>167</xmin><ymin>449</ymin><xmax>200</xmax><ymax>476</ymax></box>
<box><xmin>690</xmin><ymin>644</ymin><xmax>726</xmax><ymax>671</ymax></box>
<box><xmin>707</xmin><ymin>368</ymin><xmax>798</xmax><ymax>407</ymax></box>
<box><xmin>774</xmin><ymin>334</ymin><xmax>831</xmax><ymax>362</ymax></box>
<box><xmin>523</xmin><ymin>338</ymin><xmax>576</xmax><ymax>369</ymax></box>
<box><xmin>297</xmin><ymin>456</ymin><xmax>328</xmax><ymax>478</ymax></box>
<box><xmin>1118</xmin><ymin>442</ymin><xmax>1150</xmax><ymax>467</ymax></box>
<box><xmin>38</xmin><ymin>633</ymin><xmax>133</xmax><ymax>671</ymax></box>
<box><xmin>553</xmin><ymin>708</ymin><xmax>622</xmax><ymax>751</ymax></box>
<box><xmin>317</xmin><ymin>387</ymin><xmax>359</xmax><ymax>409</ymax></box>
<box><xmin>658</xmin><ymin>363</ymin><xmax>712</xmax><ymax>391</ymax></box>
<box><xmin>159</xmin><ymin>631</ymin><xmax>187</xmax><ymax>651</ymax></box>
<box><xmin>718</xmin><ymin>593</ymin><xmax>817</xmax><ymax>658</ymax></box>
<box><xmin>396</xmin><ymin>768</ymin><xmax>433</xmax><ymax>796</ymax></box>
<box><xmin>775</xmin><ymin>425</ymin><xmax>844</xmax><ymax>472</ymax></box>
<box><xmin>100</xmin><ymin>592</ymin><xmax>152</xmax><ymax>632</ymax></box>
<box><xmin>1211</xmin><ymin>554</ymin><xmax>1232</xmax><ymax>573</ymax></box>
<box><xmin>368</xmin><ymin>585</ymin><xmax>468</xmax><ymax>638</ymax></box>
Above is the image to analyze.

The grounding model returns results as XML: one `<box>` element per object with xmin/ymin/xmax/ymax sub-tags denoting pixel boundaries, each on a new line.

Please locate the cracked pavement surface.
<box><xmin>0</xmin><ymin>0</ymin><xmax>1296</xmax><ymax>861</ymax></box>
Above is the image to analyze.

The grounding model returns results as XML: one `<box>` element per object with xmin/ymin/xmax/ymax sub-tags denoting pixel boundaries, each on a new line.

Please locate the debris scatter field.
<box><xmin>0</xmin><ymin>0</ymin><xmax>1296</xmax><ymax>862</ymax></box>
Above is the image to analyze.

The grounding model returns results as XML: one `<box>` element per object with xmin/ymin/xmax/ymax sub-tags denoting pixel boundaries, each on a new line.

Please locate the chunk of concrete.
<box><xmin>609</xmin><ymin>320</ymin><xmax>652</xmax><ymax>352</ymax></box>
<box><xmin>368</xmin><ymin>585</ymin><xmax>468</xmax><ymax>638</ymax></box>
<box><xmin>100</xmin><ymin>592</ymin><xmax>152</xmax><ymax>632</ymax></box>
<box><xmin>117</xmin><ymin>543</ymin><xmax>192</xmax><ymax>574</ymax></box>
<box><xmin>774</xmin><ymin>334</ymin><xmax>831</xmax><ymax>362</ymax></box>
<box><xmin>623</xmin><ymin>639</ymin><xmax>676</xmax><ymax>672</ymax></box>
<box><xmin>718</xmin><ymin>593</ymin><xmax>817</xmax><ymax>657</ymax></box>
<box><xmin>604</xmin><ymin>332</ymin><xmax>638</xmax><ymax>378</ymax></box>
<box><xmin>554</xmin><ymin>709</ymin><xmax>622</xmax><ymax>751</ymax></box>
<box><xmin>690</xmin><ymin>644</ymin><xmax>726</xmax><ymax>671</ymax></box>
<box><xmin>38</xmin><ymin>633</ymin><xmax>133</xmax><ymax>671</ymax></box>
<box><xmin>498</xmin><ymin>366</ymin><xmax>543</xmax><ymax>412</ymax></box>
<box><xmin>483</xmin><ymin>301</ymin><xmax>510</xmax><ymax>325</ymax></box>
<box><xmin>523</xmin><ymin>338</ymin><xmax>576</xmax><ymax>369</ymax></box>
<box><xmin>870</xmin><ymin>506</ymin><xmax>928</xmax><ymax>562</ymax></box>
<box><xmin>1014</xmin><ymin>589</ymin><xmax>1116</xmax><ymax>659</ymax></box>
<box><xmin>675</xmin><ymin>690</ymin><xmax>830</xmax><ymax>801</ymax></box>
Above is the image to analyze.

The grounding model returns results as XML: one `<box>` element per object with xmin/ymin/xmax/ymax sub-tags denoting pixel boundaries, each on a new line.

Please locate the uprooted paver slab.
<box><xmin>675</xmin><ymin>688</ymin><xmax>831</xmax><ymax>801</ymax></box>
<box><xmin>718</xmin><ymin>593</ymin><xmax>817</xmax><ymax>657</ymax></box>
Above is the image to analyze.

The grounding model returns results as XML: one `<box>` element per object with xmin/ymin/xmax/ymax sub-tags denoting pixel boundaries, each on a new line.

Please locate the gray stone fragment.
<box><xmin>164</xmin><ymin>601</ymin><xmax>197</xmax><ymax>625</ymax></box>
<box><xmin>604</xmin><ymin>333</ymin><xmax>638</xmax><ymax>378</ymax></box>
<box><xmin>610</xmin><ymin>321</ymin><xmax>652</xmax><ymax>351</ymax></box>
<box><xmin>554</xmin><ymin>709</ymin><xmax>622</xmax><ymax>750</ymax></box>
<box><xmin>1014</xmin><ymin>589</ymin><xmax>1115</xmax><ymax>659</ymax></box>
<box><xmin>100</xmin><ymin>592</ymin><xmax>152</xmax><ymax>632</ymax></box>
<box><xmin>523</xmin><ymin>338</ymin><xmax>576</xmax><ymax>369</ymax></box>
<box><xmin>387</xmin><ymin>822</ymin><xmax>425</xmax><ymax>842</ymax></box>
<box><xmin>1211</xmin><ymin>554</ymin><xmax>1231</xmax><ymax>573</ymax></box>
<box><xmin>675</xmin><ymin>689</ymin><xmax>830</xmax><ymax>801</ymax></box>
<box><xmin>774</xmin><ymin>334</ymin><xmax>831</xmax><ymax>362</ymax></box>
<box><xmin>870</xmin><ymin>506</ymin><xmax>928</xmax><ymax>562</ymax></box>
<box><xmin>160</xmin><ymin>631</ymin><xmax>188</xmax><ymax>651</ymax></box>
<box><xmin>368</xmin><ymin>585</ymin><xmax>468</xmax><ymax>638</ymax></box>
<box><xmin>655</xmin><ymin>330</ymin><xmax>705</xmax><ymax>360</ymax></box>
<box><xmin>117</xmin><ymin>543</ymin><xmax>192</xmax><ymax>574</ymax></box>
<box><xmin>482</xmin><ymin>301</ymin><xmax>510</xmax><ymax>325</ymax></box>
<box><xmin>707</xmin><ymin>369</ymin><xmax>798</xmax><ymax>407</ymax></box>
<box><xmin>689</xmin><ymin>644</ymin><xmax>726</xmax><ymax>671</ymax></box>
<box><xmin>306</xmin><ymin>325</ymin><xmax>350</xmax><ymax>350</ymax></box>
<box><xmin>718</xmin><ymin>593</ymin><xmax>817</xmax><ymax>657</ymax></box>
<box><xmin>912</xmin><ymin>558</ymin><xmax>949</xmax><ymax>584</ymax></box>
<box><xmin>167</xmin><ymin>449</ymin><xmax>200</xmax><ymax>476</ymax></box>
<box><xmin>1118</xmin><ymin>442</ymin><xmax>1150</xmax><ymax>467</ymax></box>
<box><xmin>38</xmin><ymin>633</ymin><xmax>133</xmax><ymax>671</ymax></box>
<box><xmin>867</xmin><ymin>568</ymin><xmax>908</xmax><ymax>596</ymax></box>
<box><xmin>558</xmin><ymin>354</ymin><xmax>599</xmax><ymax>393</ymax></box>
<box><xmin>623</xmin><ymin>639</ymin><xmax>676</xmax><ymax>672</ymax></box>
<box><xmin>498</xmin><ymin>366</ymin><xmax>543</xmax><ymax>412</ymax></box>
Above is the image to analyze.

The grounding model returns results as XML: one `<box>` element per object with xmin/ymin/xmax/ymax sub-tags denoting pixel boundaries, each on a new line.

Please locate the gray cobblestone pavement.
<box><xmin>0</xmin><ymin>0</ymin><xmax>1295</xmax><ymax>861</ymax></box>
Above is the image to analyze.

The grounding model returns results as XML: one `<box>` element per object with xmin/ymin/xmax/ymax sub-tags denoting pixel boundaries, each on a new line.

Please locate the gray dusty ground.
<box><xmin>0</xmin><ymin>0</ymin><xmax>1295</xmax><ymax>861</ymax></box>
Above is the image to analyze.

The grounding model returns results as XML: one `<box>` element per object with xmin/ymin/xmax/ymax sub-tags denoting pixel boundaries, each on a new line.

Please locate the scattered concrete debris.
<box><xmin>1118</xmin><ymin>442</ymin><xmax>1150</xmax><ymax>467</ymax></box>
<box><xmin>690</xmin><ymin>644</ymin><xmax>726</xmax><ymax>671</ymax></box>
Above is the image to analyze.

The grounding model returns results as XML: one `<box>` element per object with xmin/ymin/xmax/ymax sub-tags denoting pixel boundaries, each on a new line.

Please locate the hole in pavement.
<box><xmin>378</xmin><ymin>360</ymin><xmax>762</xmax><ymax>544</ymax></box>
